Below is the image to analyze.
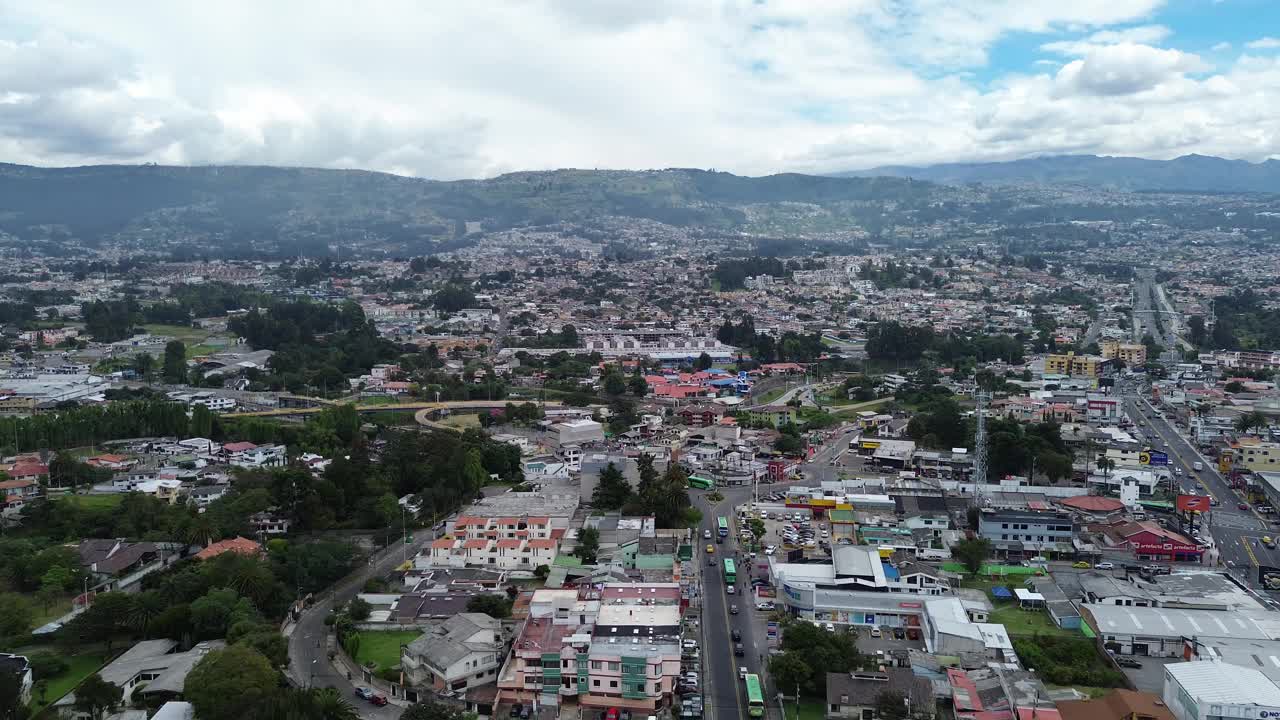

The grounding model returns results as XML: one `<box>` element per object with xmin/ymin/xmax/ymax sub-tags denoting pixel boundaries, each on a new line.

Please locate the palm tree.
<box><xmin>1096</xmin><ymin>456</ymin><xmax>1115</xmax><ymax>493</ymax></box>
<box><xmin>310</xmin><ymin>688</ymin><xmax>360</xmax><ymax>720</ymax></box>
<box><xmin>127</xmin><ymin>591</ymin><xmax>166</xmax><ymax>638</ymax></box>
<box><xmin>1235</xmin><ymin>411</ymin><xmax>1268</xmax><ymax>436</ymax></box>
<box><xmin>183</xmin><ymin>514</ymin><xmax>216</xmax><ymax>548</ymax></box>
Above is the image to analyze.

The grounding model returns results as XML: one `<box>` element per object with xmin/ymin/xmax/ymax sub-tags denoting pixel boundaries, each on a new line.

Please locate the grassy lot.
<box><xmin>142</xmin><ymin>324</ymin><xmax>212</xmax><ymax>343</ymax></box>
<box><xmin>56</xmin><ymin>495</ymin><xmax>124</xmax><ymax>511</ymax></box>
<box><xmin>440</xmin><ymin>414</ymin><xmax>481</xmax><ymax>429</ymax></box>
<box><xmin>989</xmin><ymin>604</ymin><xmax>1075</xmax><ymax>637</ymax></box>
<box><xmin>753</xmin><ymin>385</ymin><xmax>789</xmax><ymax>405</ymax></box>
<box><xmin>30</xmin><ymin>652</ymin><xmax>107</xmax><ymax>713</ymax></box>
<box><xmin>30</xmin><ymin>596</ymin><xmax>74</xmax><ymax>629</ymax></box>
<box><xmin>830</xmin><ymin>397</ymin><xmax>892</xmax><ymax>415</ymax></box>
<box><xmin>352</xmin><ymin>631</ymin><xmax>420</xmax><ymax>673</ymax></box>
<box><xmin>783</xmin><ymin>699</ymin><xmax>827</xmax><ymax>720</ymax></box>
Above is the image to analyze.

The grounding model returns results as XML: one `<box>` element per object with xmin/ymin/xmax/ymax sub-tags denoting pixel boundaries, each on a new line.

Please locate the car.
<box><xmin>1114</xmin><ymin>656</ymin><xmax>1143</xmax><ymax>669</ymax></box>
<box><xmin>730</xmin><ymin>604</ymin><xmax>739</xmax><ymax>615</ymax></box>
<box><xmin>739</xmin><ymin>666</ymin><xmax>749</xmax><ymax>680</ymax></box>
<box><xmin>726</xmin><ymin>585</ymin><xmax>735</xmax><ymax>595</ymax></box>
<box><xmin>765</xmin><ymin>545</ymin><xmax>776</xmax><ymax>555</ymax></box>
<box><xmin>1072</xmin><ymin>561</ymin><xmax>1091</xmax><ymax>568</ymax></box>
<box><xmin>354</xmin><ymin>688</ymin><xmax>375</xmax><ymax>701</ymax></box>
<box><xmin>703</xmin><ymin>529</ymin><xmax>711</xmax><ymax>539</ymax></box>
<box><xmin>734</xmin><ymin>643</ymin><xmax>745</xmax><ymax>656</ymax></box>
<box><xmin>605</xmin><ymin>708</ymin><xmax>621</xmax><ymax>720</ymax></box>
<box><xmin>371</xmin><ymin>695</ymin><xmax>389</xmax><ymax>707</ymax></box>
<box><xmin>1240</xmin><ymin>503</ymin><xmax>1251</xmax><ymax>511</ymax></box>
<box><xmin>756</xmin><ymin>601</ymin><xmax>775</xmax><ymax>611</ymax></box>
<box><xmin>824</xmin><ymin>622</ymin><xmax>836</xmax><ymax>632</ymax></box>
<box><xmin>510</xmin><ymin>704</ymin><xmax>523</xmax><ymax>718</ymax></box>
<box><xmin>708</xmin><ymin>557</ymin><xmax>715</xmax><ymax>566</ymax></box>
<box><xmin>869</xmin><ymin>627</ymin><xmax>882</xmax><ymax>638</ymax></box>
<box><xmin>1210</xmin><ymin>498</ymin><xmax>1221</xmax><ymax>506</ymax></box>
<box><xmin>893</xmin><ymin>627</ymin><xmax>905</xmax><ymax>640</ymax></box>
<box><xmin>716</xmin><ymin>535</ymin><xmax>723</xmax><ymax>544</ymax></box>
<box><xmin>731</xmin><ymin>629</ymin><xmax>742</xmax><ymax>641</ymax></box>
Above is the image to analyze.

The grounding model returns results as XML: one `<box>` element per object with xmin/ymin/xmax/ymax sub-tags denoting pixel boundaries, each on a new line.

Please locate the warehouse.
<box><xmin>1082</xmin><ymin>604</ymin><xmax>1276</xmax><ymax>657</ymax></box>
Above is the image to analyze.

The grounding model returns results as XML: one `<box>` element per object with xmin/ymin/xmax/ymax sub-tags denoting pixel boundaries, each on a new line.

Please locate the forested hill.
<box><xmin>841</xmin><ymin>154</ymin><xmax>1280</xmax><ymax>193</ymax></box>
<box><xmin>0</xmin><ymin>163</ymin><xmax>939</xmax><ymax>256</ymax></box>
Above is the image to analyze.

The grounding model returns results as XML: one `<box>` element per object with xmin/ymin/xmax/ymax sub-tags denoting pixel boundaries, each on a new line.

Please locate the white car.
<box><xmin>765</xmin><ymin>546</ymin><xmax>776</xmax><ymax>555</ymax></box>
<box><xmin>1095</xmin><ymin>562</ymin><xmax>1115</xmax><ymax>570</ymax></box>
<box><xmin>824</xmin><ymin>622</ymin><xmax>836</xmax><ymax>632</ymax></box>
<box><xmin>869</xmin><ymin>627</ymin><xmax>882</xmax><ymax>638</ymax></box>
<box><xmin>756</xmin><ymin>602</ymin><xmax>775</xmax><ymax>611</ymax></box>
<box><xmin>703</xmin><ymin>530</ymin><xmax>711</xmax><ymax>539</ymax></box>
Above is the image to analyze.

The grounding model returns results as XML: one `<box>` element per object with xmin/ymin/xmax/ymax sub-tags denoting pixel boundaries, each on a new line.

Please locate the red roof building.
<box><xmin>195</xmin><ymin>536</ymin><xmax>263</xmax><ymax>561</ymax></box>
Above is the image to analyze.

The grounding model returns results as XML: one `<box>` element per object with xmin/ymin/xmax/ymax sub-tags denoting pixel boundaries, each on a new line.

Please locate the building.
<box><xmin>1083</xmin><ymin>605</ymin><xmax>1276</xmax><ymax>656</ymax></box>
<box><xmin>194</xmin><ymin>537</ymin><xmax>262</xmax><ymax>561</ymax></box>
<box><xmin>1101</xmin><ymin>342</ymin><xmax>1148</xmax><ymax>367</ymax></box>
<box><xmin>825</xmin><ymin>668</ymin><xmax>934</xmax><ymax>720</ymax></box>
<box><xmin>1057</xmin><ymin>689</ymin><xmax>1174</xmax><ymax>720</ymax></box>
<box><xmin>401</xmin><ymin>613</ymin><xmax>505</xmax><ymax>693</ymax></box>
<box><xmin>1233</xmin><ymin>439</ymin><xmax>1280</xmax><ymax>473</ymax></box>
<box><xmin>54</xmin><ymin>640</ymin><xmax>224</xmax><ymax>717</ymax></box>
<box><xmin>747</xmin><ymin>405</ymin><xmax>797</xmax><ymax>429</ymax></box>
<box><xmin>1087</xmin><ymin>393</ymin><xmax>1123</xmax><ymax>422</ymax></box>
<box><xmin>976</xmin><ymin>510</ymin><xmax>1076</xmax><ymax>559</ymax></box>
<box><xmin>0</xmin><ymin>654</ymin><xmax>32</xmax><ymax>706</ymax></box>
<box><xmin>1162</xmin><ymin>661</ymin><xmax>1280</xmax><ymax>720</ymax></box>
<box><xmin>1045</xmin><ymin>352</ymin><xmax>1109</xmax><ymax>377</ymax></box>
<box><xmin>423</xmin><ymin>515</ymin><xmax>560</xmax><ymax>571</ymax></box>
<box><xmin>555</xmin><ymin>419</ymin><xmax>605</xmax><ymax>446</ymax></box>
<box><xmin>78</xmin><ymin>539</ymin><xmax>176</xmax><ymax>593</ymax></box>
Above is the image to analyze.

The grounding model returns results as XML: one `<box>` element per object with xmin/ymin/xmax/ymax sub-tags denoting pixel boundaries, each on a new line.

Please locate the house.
<box><xmin>249</xmin><ymin>511</ymin><xmax>291</xmax><ymax>536</ymax></box>
<box><xmin>677</xmin><ymin>404</ymin><xmax>726</xmax><ymax>428</ymax></box>
<box><xmin>400</xmin><ymin>613</ymin><xmax>505</xmax><ymax>692</ymax></box>
<box><xmin>85</xmin><ymin>454</ymin><xmax>135</xmax><ymax>471</ymax></box>
<box><xmin>825</xmin><ymin>668</ymin><xmax>934</xmax><ymax>720</ymax></box>
<box><xmin>187</xmin><ymin>484</ymin><xmax>230</xmax><ymax>507</ymax></box>
<box><xmin>1057</xmin><ymin>689</ymin><xmax>1175</xmax><ymax>720</ymax></box>
<box><xmin>227</xmin><ymin>443</ymin><xmax>287</xmax><ymax>469</ymax></box>
<box><xmin>555</xmin><ymin>419</ymin><xmax>605</xmax><ymax>446</ymax></box>
<box><xmin>977</xmin><ymin>510</ymin><xmax>1077</xmax><ymax>559</ymax></box>
<box><xmin>0</xmin><ymin>653</ymin><xmax>32</xmax><ymax>706</ymax></box>
<box><xmin>747</xmin><ymin>405</ymin><xmax>797</xmax><ymax>428</ymax></box>
<box><xmin>195</xmin><ymin>536</ymin><xmax>263</xmax><ymax>561</ymax></box>
<box><xmin>7</xmin><ymin>459</ymin><xmax>49</xmax><ymax>483</ymax></box>
<box><xmin>78</xmin><ymin>539</ymin><xmax>176</xmax><ymax>593</ymax></box>
<box><xmin>1</xmin><ymin>477</ymin><xmax>40</xmax><ymax>517</ymax></box>
<box><xmin>54</xmin><ymin>640</ymin><xmax>224</xmax><ymax>718</ymax></box>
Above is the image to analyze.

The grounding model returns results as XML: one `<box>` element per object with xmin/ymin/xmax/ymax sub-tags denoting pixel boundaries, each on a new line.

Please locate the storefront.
<box><xmin>1133</xmin><ymin>540</ymin><xmax>1203</xmax><ymax>563</ymax></box>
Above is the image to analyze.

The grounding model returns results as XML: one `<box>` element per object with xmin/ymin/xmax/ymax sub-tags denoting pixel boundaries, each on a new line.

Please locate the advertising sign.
<box><xmin>1176</xmin><ymin>494</ymin><xmax>1211</xmax><ymax>512</ymax></box>
<box><xmin>1133</xmin><ymin>541</ymin><xmax>1200</xmax><ymax>554</ymax></box>
<box><xmin>1139</xmin><ymin>451</ymin><xmax>1169</xmax><ymax>466</ymax></box>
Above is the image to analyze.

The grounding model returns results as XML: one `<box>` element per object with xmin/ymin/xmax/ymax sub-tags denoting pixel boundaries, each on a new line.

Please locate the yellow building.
<box><xmin>1234</xmin><ymin>438</ymin><xmax>1280</xmax><ymax>472</ymax></box>
<box><xmin>1100</xmin><ymin>341</ymin><xmax>1147</xmax><ymax>366</ymax></box>
<box><xmin>1044</xmin><ymin>351</ymin><xmax>1108</xmax><ymax>377</ymax></box>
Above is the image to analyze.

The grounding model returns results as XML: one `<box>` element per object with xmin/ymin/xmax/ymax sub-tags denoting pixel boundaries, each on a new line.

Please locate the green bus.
<box><xmin>744</xmin><ymin>673</ymin><xmax>764</xmax><ymax>717</ymax></box>
<box><xmin>723</xmin><ymin>558</ymin><xmax>737</xmax><ymax>584</ymax></box>
<box><xmin>688</xmin><ymin>475</ymin><xmax>715</xmax><ymax>490</ymax></box>
<box><xmin>716</xmin><ymin>516</ymin><xmax>729</xmax><ymax>537</ymax></box>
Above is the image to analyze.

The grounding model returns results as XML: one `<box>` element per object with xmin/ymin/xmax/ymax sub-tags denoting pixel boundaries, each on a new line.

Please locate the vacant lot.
<box><xmin>352</xmin><ymin>631</ymin><xmax>420</xmax><ymax>672</ymax></box>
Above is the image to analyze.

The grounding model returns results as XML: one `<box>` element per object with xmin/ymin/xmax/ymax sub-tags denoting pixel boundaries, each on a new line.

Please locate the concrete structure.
<box><xmin>1162</xmin><ymin>662</ymin><xmax>1280</xmax><ymax>720</ymax></box>
<box><xmin>977</xmin><ymin>510</ymin><xmax>1076</xmax><ymax>558</ymax></box>
<box><xmin>555</xmin><ymin>419</ymin><xmax>605</xmax><ymax>446</ymax></box>
<box><xmin>1045</xmin><ymin>352</ymin><xmax>1109</xmax><ymax>378</ymax></box>
<box><xmin>1101</xmin><ymin>342</ymin><xmax>1148</xmax><ymax>367</ymax></box>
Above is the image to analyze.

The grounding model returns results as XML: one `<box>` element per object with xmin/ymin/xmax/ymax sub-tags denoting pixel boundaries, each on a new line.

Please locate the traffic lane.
<box><xmin>694</xmin><ymin>495</ymin><xmax>743</xmax><ymax>720</ymax></box>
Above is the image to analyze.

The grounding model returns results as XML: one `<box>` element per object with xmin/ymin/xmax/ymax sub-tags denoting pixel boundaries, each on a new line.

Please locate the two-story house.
<box><xmin>400</xmin><ymin>613</ymin><xmax>505</xmax><ymax>693</ymax></box>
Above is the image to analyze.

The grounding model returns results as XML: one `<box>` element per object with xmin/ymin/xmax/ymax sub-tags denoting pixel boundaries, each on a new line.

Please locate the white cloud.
<box><xmin>1</xmin><ymin>1</ymin><xmax>1279</xmax><ymax>178</ymax></box>
<box><xmin>1212</xmin><ymin>41</ymin><xmax>1232</xmax><ymax>52</ymax></box>
<box><xmin>1247</xmin><ymin>37</ymin><xmax>1280</xmax><ymax>49</ymax></box>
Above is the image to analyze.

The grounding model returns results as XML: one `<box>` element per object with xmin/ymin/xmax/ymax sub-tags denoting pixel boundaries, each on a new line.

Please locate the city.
<box><xmin>4</xmin><ymin>4</ymin><xmax>1280</xmax><ymax>720</ymax></box>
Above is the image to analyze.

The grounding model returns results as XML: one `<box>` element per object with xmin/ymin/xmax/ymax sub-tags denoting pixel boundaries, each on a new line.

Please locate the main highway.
<box><xmin>692</xmin><ymin>484</ymin><xmax>768</xmax><ymax>719</ymax></box>
<box><xmin>1121</xmin><ymin>381</ymin><xmax>1280</xmax><ymax>586</ymax></box>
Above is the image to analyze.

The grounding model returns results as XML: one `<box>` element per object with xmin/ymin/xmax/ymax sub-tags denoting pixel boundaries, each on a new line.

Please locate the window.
<box><xmin>591</xmin><ymin>661</ymin><xmax>603</xmax><ymax>670</ymax></box>
<box><xmin>610</xmin><ymin>681</ymin><xmax>618</xmax><ymax>688</ymax></box>
<box><xmin>608</xmin><ymin>662</ymin><xmax>620</xmax><ymax>671</ymax></box>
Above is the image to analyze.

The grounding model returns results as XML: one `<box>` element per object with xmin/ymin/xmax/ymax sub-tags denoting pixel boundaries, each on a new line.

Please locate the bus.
<box><xmin>688</xmin><ymin>475</ymin><xmax>715</xmax><ymax>490</ymax></box>
<box><xmin>716</xmin><ymin>517</ymin><xmax>730</xmax><ymax>537</ymax></box>
<box><xmin>744</xmin><ymin>673</ymin><xmax>764</xmax><ymax>717</ymax></box>
<box><xmin>723</xmin><ymin>558</ymin><xmax>737</xmax><ymax>584</ymax></box>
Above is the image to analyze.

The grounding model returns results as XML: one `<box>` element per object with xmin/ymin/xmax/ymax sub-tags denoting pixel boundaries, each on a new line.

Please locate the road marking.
<box><xmin>1242</xmin><ymin>537</ymin><xmax>1262</xmax><ymax>567</ymax></box>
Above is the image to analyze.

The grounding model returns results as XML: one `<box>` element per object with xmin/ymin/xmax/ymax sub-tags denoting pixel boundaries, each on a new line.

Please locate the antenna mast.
<box><xmin>973</xmin><ymin>390</ymin><xmax>991</xmax><ymax>507</ymax></box>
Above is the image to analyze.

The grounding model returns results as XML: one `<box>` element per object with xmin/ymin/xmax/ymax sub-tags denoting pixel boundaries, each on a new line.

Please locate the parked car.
<box><xmin>354</xmin><ymin>688</ymin><xmax>375</xmax><ymax>701</ymax></box>
<box><xmin>1115</xmin><ymin>656</ymin><xmax>1143</xmax><ymax>669</ymax></box>
<box><xmin>893</xmin><ymin>627</ymin><xmax>905</xmax><ymax>640</ymax></box>
<box><xmin>756</xmin><ymin>601</ymin><xmax>776</xmax><ymax>611</ymax></box>
<box><xmin>370</xmin><ymin>695</ymin><xmax>389</xmax><ymax>707</ymax></box>
<box><xmin>870</xmin><ymin>627</ymin><xmax>882</xmax><ymax>638</ymax></box>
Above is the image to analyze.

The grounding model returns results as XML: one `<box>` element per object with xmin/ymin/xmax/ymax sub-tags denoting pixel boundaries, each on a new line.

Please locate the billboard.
<box><xmin>1139</xmin><ymin>451</ymin><xmax>1169</xmax><ymax>466</ymax></box>
<box><xmin>1133</xmin><ymin>541</ymin><xmax>1200</xmax><ymax>554</ymax></box>
<box><xmin>1177</xmin><ymin>494</ymin><xmax>1211</xmax><ymax>512</ymax></box>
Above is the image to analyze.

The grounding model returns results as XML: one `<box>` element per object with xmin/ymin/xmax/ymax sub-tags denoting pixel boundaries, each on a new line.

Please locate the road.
<box><xmin>287</xmin><ymin>535</ymin><xmax>431</xmax><ymax>719</ymax></box>
<box><xmin>693</xmin><ymin>485</ymin><xmax>767</xmax><ymax>720</ymax></box>
<box><xmin>1121</xmin><ymin>386</ymin><xmax>1280</xmax><ymax>585</ymax></box>
<box><xmin>1131</xmin><ymin>270</ymin><xmax>1181</xmax><ymax>360</ymax></box>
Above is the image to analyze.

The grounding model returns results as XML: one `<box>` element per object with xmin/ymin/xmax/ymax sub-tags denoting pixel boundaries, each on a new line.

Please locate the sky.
<box><xmin>2</xmin><ymin>0</ymin><xmax>1280</xmax><ymax>180</ymax></box>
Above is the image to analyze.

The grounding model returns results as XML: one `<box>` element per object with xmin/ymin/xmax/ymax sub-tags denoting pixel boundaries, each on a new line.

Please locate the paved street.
<box><xmin>287</xmin><ymin>535</ymin><xmax>431</xmax><ymax>719</ymax></box>
<box><xmin>1122</xmin><ymin>389</ymin><xmax>1280</xmax><ymax>588</ymax></box>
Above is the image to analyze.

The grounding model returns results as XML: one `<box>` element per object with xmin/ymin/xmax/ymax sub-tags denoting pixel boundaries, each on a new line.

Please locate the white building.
<box><xmin>400</xmin><ymin>613</ymin><xmax>505</xmax><ymax>693</ymax></box>
<box><xmin>1163</xmin><ymin>661</ymin><xmax>1280</xmax><ymax>720</ymax></box>
<box><xmin>556</xmin><ymin>419</ymin><xmax>605</xmax><ymax>447</ymax></box>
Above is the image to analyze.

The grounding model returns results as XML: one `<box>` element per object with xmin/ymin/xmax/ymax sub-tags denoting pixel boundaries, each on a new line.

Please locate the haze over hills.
<box><xmin>839</xmin><ymin>154</ymin><xmax>1280</xmax><ymax>193</ymax></box>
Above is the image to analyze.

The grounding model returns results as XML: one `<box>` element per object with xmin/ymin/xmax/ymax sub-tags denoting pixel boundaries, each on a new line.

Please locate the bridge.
<box><xmin>224</xmin><ymin>399</ymin><xmax>563</xmax><ymax>433</ymax></box>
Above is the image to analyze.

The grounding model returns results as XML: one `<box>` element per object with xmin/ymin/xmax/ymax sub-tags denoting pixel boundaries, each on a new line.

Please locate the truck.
<box><xmin>1192</xmin><ymin>461</ymin><xmax>1203</xmax><ymax>472</ymax></box>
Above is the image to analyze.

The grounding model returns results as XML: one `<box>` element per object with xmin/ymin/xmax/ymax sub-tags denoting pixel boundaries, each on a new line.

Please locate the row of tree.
<box><xmin>589</xmin><ymin>455</ymin><xmax>694</xmax><ymax>528</ymax></box>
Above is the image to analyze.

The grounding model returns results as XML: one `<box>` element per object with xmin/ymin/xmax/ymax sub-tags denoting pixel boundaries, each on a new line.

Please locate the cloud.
<box><xmin>1247</xmin><ymin>37</ymin><xmax>1280</xmax><ymax>49</ymax></box>
<box><xmin>1</xmin><ymin>1</ymin><xmax>1280</xmax><ymax>179</ymax></box>
<box><xmin>1212</xmin><ymin>41</ymin><xmax>1232</xmax><ymax>52</ymax></box>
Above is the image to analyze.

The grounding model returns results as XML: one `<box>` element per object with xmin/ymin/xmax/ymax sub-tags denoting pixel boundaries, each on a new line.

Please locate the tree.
<box><xmin>591</xmin><ymin>462</ymin><xmax>632</xmax><ymax>510</ymax></box>
<box><xmin>1036</xmin><ymin>451</ymin><xmax>1073</xmax><ymax>484</ymax></box>
<box><xmin>163</xmin><ymin>340</ymin><xmax>188</xmax><ymax>384</ymax></box>
<box><xmin>1096</xmin><ymin>455</ymin><xmax>1115</xmax><ymax>485</ymax></box>
<box><xmin>769</xmin><ymin>652</ymin><xmax>813</xmax><ymax>696</ymax></box>
<box><xmin>400</xmin><ymin>700</ymin><xmax>466</xmax><ymax>720</ymax></box>
<box><xmin>575</xmin><ymin>527</ymin><xmax>601</xmax><ymax>564</ymax></box>
<box><xmin>185</xmin><ymin>645</ymin><xmax>279</xmax><ymax>720</ymax></box>
<box><xmin>966</xmin><ymin>506</ymin><xmax>981</xmax><ymax>531</ymax></box>
<box><xmin>602</xmin><ymin>371</ymin><xmax>626</xmax><ymax>396</ymax></box>
<box><xmin>0</xmin><ymin>669</ymin><xmax>24</xmax><ymax>720</ymax></box>
<box><xmin>73</xmin><ymin>673</ymin><xmax>123</xmax><ymax>720</ymax></box>
<box><xmin>1235</xmin><ymin>411</ymin><xmax>1268</xmax><ymax>436</ymax></box>
<box><xmin>0</xmin><ymin>592</ymin><xmax>34</xmax><ymax>639</ymax></box>
<box><xmin>875</xmin><ymin>690</ymin><xmax>909</xmax><ymax>720</ymax></box>
<box><xmin>189</xmin><ymin>404</ymin><xmax>215</xmax><ymax>438</ymax></box>
<box><xmin>627</xmin><ymin>375</ymin><xmax>648</xmax><ymax>397</ymax></box>
<box><xmin>640</xmin><ymin>464</ymin><xmax>692</xmax><ymax>528</ymax></box>
<box><xmin>132</xmin><ymin>352</ymin><xmax>156</xmax><ymax>379</ymax></box>
<box><xmin>347</xmin><ymin>597</ymin><xmax>371</xmax><ymax>621</ymax></box>
<box><xmin>636</xmin><ymin>453</ymin><xmax>658</xmax><ymax>498</ymax></box>
<box><xmin>951</xmin><ymin>538</ymin><xmax>991</xmax><ymax>575</ymax></box>
<box><xmin>466</xmin><ymin>594</ymin><xmax>512</xmax><ymax>619</ymax></box>
<box><xmin>694</xmin><ymin>352</ymin><xmax>713</xmax><ymax>371</ymax></box>
<box><xmin>38</xmin><ymin>566</ymin><xmax>71</xmax><ymax>611</ymax></box>
<box><xmin>1224</xmin><ymin>381</ymin><xmax>1244</xmax><ymax>393</ymax></box>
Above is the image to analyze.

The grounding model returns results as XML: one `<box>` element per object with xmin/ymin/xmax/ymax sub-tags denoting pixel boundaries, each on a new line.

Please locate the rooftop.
<box><xmin>1165</xmin><ymin>660</ymin><xmax>1280</xmax><ymax>706</ymax></box>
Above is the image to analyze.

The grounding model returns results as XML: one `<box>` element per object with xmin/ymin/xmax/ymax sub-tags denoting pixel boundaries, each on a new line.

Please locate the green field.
<box><xmin>56</xmin><ymin>495</ymin><xmax>124</xmax><ymax>510</ymax></box>
<box><xmin>753</xmin><ymin>385</ymin><xmax>789</xmax><ymax>405</ymax></box>
<box><xmin>439</xmin><ymin>414</ymin><xmax>481</xmax><ymax>429</ymax></box>
<box><xmin>143</xmin><ymin>324</ymin><xmax>213</xmax><ymax>343</ymax></box>
<box><xmin>352</xmin><ymin>631</ymin><xmax>420</xmax><ymax>673</ymax></box>
<box><xmin>988</xmin><ymin>604</ymin><xmax>1075</xmax><ymax>637</ymax></box>
<box><xmin>30</xmin><ymin>652</ymin><xmax>107</xmax><ymax>712</ymax></box>
<box><xmin>784</xmin><ymin>699</ymin><xmax>826</xmax><ymax>720</ymax></box>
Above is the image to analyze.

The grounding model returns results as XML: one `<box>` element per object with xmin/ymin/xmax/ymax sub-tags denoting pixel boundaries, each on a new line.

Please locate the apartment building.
<box><xmin>977</xmin><ymin>510</ymin><xmax>1077</xmax><ymax>558</ymax></box>
<box><xmin>422</xmin><ymin>515</ymin><xmax>560</xmax><ymax>571</ymax></box>
<box><xmin>1045</xmin><ymin>352</ymin><xmax>1109</xmax><ymax>378</ymax></box>
<box><xmin>1100</xmin><ymin>341</ymin><xmax>1148</xmax><ymax>366</ymax></box>
<box><xmin>1232</xmin><ymin>439</ymin><xmax>1280</xmax><ymax>473</ymax></box>
<box><xmin>497</xmin><ymin>585</ymin><xmax>683</xmax><ymax>714</ymax></box>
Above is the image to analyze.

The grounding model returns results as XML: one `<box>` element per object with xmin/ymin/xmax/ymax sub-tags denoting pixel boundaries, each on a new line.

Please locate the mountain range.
<box><xmin>841</xmin><ymin>153</ymin><xmax>1280</xmax><ymax>193</ymax></box>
